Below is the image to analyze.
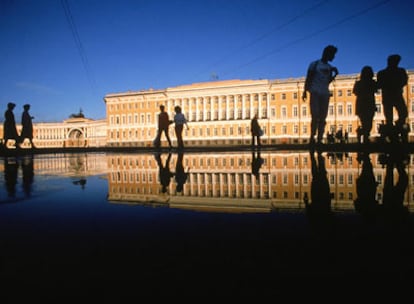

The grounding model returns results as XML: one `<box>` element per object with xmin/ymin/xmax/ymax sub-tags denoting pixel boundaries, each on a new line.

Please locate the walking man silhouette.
<box><xmin>3</xmin><ymin>102</ymin><xmax>20</xmax><ymax>148</ymax></box>
<box><xmin>154</xmin><ymin>105</ymin><xmax>172</xmax><ymax>148</ymax></box>
<box><xmin>20</xmin><ymin>104</ymin><xmax>36</xmax><ymax>148</ymax></box>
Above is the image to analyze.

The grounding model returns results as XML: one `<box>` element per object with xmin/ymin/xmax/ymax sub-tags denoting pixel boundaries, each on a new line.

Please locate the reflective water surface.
<box><xmin>1</xmin><ymin>150</ymin><xmax>414</xmax><ymax>299</ymax></box>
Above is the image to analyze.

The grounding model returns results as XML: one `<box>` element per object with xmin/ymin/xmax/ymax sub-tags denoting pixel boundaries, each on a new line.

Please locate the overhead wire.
<box><xmin>220</xmin><ymin>0</ymin><xmax>392</xmax><ymax>78</ymax></box>
<box><xmin>61</xmin><ymin>0</ymin><xmax>98</xmax><ymax>99</ymax></box>
<box><xmin>194</xmin><ymin>0</ymin><xmax>331</xmax><ymax>79</ymax></box>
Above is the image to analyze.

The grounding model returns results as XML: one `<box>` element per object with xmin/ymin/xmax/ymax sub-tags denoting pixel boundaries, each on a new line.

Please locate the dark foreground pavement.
<box><xmin>1</xmin><ymin>207</ymin><xmax>413</xmax><ymax>301</ymax></box>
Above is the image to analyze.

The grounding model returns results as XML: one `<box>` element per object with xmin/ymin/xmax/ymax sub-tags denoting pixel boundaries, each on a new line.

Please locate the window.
<box><xmin>281</xmin><ymin>106</ymin><xmax>287</xmax><ymax>118</ymax></box>
<box><xmin>337</xmin><ymin>104</ymin><xmax>343</xmax><ymax>116</ymax></box>
<box><xmin>376</xmin><ymin>103</ymin><xmax>382</xmax><ymax>113</ymax></box>
<box><xmin>293</xmin><ymin>105</ymin><xmax>298</xmax><ymax>117</ymax></box>
<box><xmin>329</xmin><ymin>105</ymin><xmax>334</xmax><ymax>116</ymax></box>
<box><xmin>294</xmin><ymin>125</ymin><xmax>298</xmax><ymax>134</ymax></box>
<box><xmin>347</xmin><ymin>104</ymin><xmax>352</xmax><ymax>115</ymax></box>
<box><xmin>302</xmin><ymin>106</ymin><xmax>307</xmax><ymax>117</ymax></box>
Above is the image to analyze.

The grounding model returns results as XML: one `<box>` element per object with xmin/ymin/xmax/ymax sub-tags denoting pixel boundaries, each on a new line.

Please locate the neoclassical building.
<box><xmin>104</xmin><ymin>72</ymin><xmax>414</xmax><ymax>147</ymax></box>
<box><xmin>1</xmin><ymin>71</ymin><xmax>413</xmax><ymax>148</ymax></box>
<box><xmin>0</xmin><ymin>114</ymin><xmax>107</xmax><ymax>148</ymax></box>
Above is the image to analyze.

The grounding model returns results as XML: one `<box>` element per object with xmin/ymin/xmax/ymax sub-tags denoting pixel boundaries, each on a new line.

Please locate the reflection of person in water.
<box><xmin>304</xmin><ymin>151</ymin><xmax>332</xmax><ymax>229</ymax></box>
<box><xmin>382</xmin><ymin>152</ymin><xmax>409</xmax><ymax>220</ymax></box>
<box><xmin>4</xmin><ymin>157</ymin><xmax>19</xmax><ymax>197</ymax></box>
<box><xmin>251</xmin><ymin>150</ymin><xmax>264</xmax><ymax>177</ymax></box>
<box><xmin>354</xmin><ymin>153</ymin><xmax>379</xmax><ymax>221</ymax></box>
<box><xmin>72</xmin><ymin>178</ymin><xmax>87</xmax><ymax>189</ymax></box>
<box><xmin>21</xmin><ymin>156</ymin><xmax>34</xmax><ymax>196</ymax></box>
<box><xmin>154</xmin><ymin>152</ymin><xmax>174</xmax><ymax>193</ymax></box>
<box><xmin>175</xmin><ymin>151</ymin><xmax>189</xmax><ymax>193</ymax></box>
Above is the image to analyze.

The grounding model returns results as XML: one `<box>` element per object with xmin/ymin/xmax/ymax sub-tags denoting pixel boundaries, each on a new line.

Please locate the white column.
<box><xmin>258</xmin><ymin>93</ymin><xmax>262</xmax><ymax>118</ymax></box>
<box><xmin>242</xmin><ymin>94</ymin><xmax>246</xmax><ymax>119</ymax></box>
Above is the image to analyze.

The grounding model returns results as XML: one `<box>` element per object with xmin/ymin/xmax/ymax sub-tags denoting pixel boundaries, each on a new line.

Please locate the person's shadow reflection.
<box><xmin>381</xmin><ymin>151</ymin><xmax>409</xmax><ymax>222</ymax></box>
<box><xmin>154</xmin><ymin>152</ymin><xmax>174</xmax><ymax>194</ymax></box>
<box><xmin>21</xmin><ymin>155</ymin><xmax>34</xmax><ymax>197</ymax></box>
<box><xmin>251</xmin><ymin>149</ymin><xmax>264</xmax><ymax>178</ymax></box>
<box><xmin>175</xmin><ymin>151</ymin><xmax>189</xmax><ymax>193</ymax></box>
<box><xmin>304</xmin><ymin>151</ymin><xmax>333</xmax><ymax>231</ymax></box>
<box><xmin>4</xmin><ymin>157</ymin><xmax>18</xmax><ymax>198</ymax></box>
<box><xmin>354</xmin><ymin>152</ymin><xmax>379</xmax><ymax>222</ymax></box>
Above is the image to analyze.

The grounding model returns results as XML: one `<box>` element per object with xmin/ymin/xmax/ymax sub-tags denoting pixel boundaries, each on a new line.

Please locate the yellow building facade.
<box><xmin>1</xmin><ymin>71</ymin><xmax>413</xmax><ymax>148</ymax></box>
<box><xmin>0</xmin><ymin>116</ymin><xmax>107</xmax><ymax>148</ymax></box>
<box><xmin>104</xmin><ymin>72</ymin><xmax>414</xmax><ymax>147</ymax></box>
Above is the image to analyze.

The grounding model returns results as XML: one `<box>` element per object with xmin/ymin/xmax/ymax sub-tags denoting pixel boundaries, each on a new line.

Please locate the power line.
<box><xmin>221</xmin><ymin>0</ymin><xmax>392</xmax><ymax>78</ymax></box>
<box><xmin>61</xmin><ymin>0</ymin><xmax>97</xmax><ymax>97</ymax></box>
<box><xmin>194</xmin><ymin>0</ymin><xmax>330</xmax><ymax>79</ymax></box>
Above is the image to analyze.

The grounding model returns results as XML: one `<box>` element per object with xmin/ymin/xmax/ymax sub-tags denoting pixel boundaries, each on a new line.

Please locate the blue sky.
<box><xmin>1</xmin><ymin>0</ymin><xmax>413</xmax><ymax>122</ymax></box>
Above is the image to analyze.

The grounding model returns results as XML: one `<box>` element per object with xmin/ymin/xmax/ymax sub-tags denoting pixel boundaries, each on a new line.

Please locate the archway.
<box><xmin>66</xmin><ymin>128</ymin><xmax>85</xmax><ymax>147</ymax></box>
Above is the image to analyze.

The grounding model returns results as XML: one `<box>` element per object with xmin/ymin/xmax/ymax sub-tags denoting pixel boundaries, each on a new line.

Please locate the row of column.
<box><xmin>166</xmin><ymin>93</ymin><xmax>270</xmax><ymax>121</ymax></box>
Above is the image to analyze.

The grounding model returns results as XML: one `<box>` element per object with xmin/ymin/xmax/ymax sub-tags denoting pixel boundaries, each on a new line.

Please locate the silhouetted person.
<box><xmin>353</xmin><ymin>66</ymin><xmax>378</xmax><ymax>144</ymax></box>
<box><xmin>303</xmin><ymin>45</ymin><xmax>338</xmax><ymax>145</ymax></box>
<box><xmin>154</xmin><ymin>105</ymin><xmax>172</xmax><ymax>149</ymax></box>
<box><xmin>154</xmin><ymin>152</ymin><xmax>174</xmax><ymax>193</ymax></box>
<box><xmin>382</xmin><ymin>152</ymin><xmax>409</xmax><ymax>220</ymax></box>
<box><xmin>3</xmin><ymin>102</ymin><xmax>20</xmax><ymax>148</ymax></box>
<box><xmin>21</xmin><ymin>156</ymin><xmax>34</xmax><ymax>196</ymax></box>
<box><xmin>175</xmin><ymin>151</ymin><xmax>189</xmax><ymax>193</ymax></box>
<box><xmin>173</xmin><ymin>106</ymin><xmax>189</xmax><ymax>149</ymax></box>
<box><xmin>20</xmin><ymin>104</ymin><xmax>36</xmax><ymax>148</ymax></box>
<box><xmin>377</xmin><ymin>54</ymin><xmax>408</xmax><ymax>142</ymax></box>
<box><xmin>251</xmin><ymin>150</ymin><xmax>263</xmax><ymax>177</ymax></box>
<box><xmin>304</xmin><ymin>151</ymin><xmax>333</xmax><ymax>230</ymax></box>
<box><xmin>72</xmin><ymin>178</ymin><xmax>87</xmax><ymax>189</ymax></box>
<box><xmin>4</xmin><ymin>157</ymin><xmax>18</xmax><ymax>197</ymax></box>
<box><xmin>250</xmin><ymin>114</ymin><xmax>262</xmax><ymax>147</ymax></box>
<box><xmin>335</xmin><ymin>128</ymin><xmax>343</xmax><ymax>143</ymax></box>
<box><xmin>354</xmin><ymin>153</ymin><xmax>379</xmax><ymax>221</ymax></box>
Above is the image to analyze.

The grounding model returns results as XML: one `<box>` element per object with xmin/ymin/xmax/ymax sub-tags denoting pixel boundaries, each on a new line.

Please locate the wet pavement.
<box><xmin>1</xmin><ymin>150</ymin><xmax>414</xmax><ymax>301</ymax></box>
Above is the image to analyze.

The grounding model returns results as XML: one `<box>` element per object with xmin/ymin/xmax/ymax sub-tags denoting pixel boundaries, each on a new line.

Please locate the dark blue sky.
<box><xmin>1</xmin><ymin>0</ymin><xmax>413</xmax><ymax>122</ymax></box>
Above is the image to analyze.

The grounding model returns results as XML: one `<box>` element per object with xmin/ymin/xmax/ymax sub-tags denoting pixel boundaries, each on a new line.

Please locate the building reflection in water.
<box><xmin>1</xmin><ymin>151</ymin><xmax>413</xmax><ymax>214</ymax></box>
<box><xmin>105</xmin><ymin>150</ymin><xmax>414</xmax><ymax>214</ymax></box>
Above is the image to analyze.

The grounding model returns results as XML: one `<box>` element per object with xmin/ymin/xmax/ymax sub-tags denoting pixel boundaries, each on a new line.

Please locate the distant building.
<box><xmin>1</xmin><ymin>72</ymin><xmax>413</xmax><ymax>147</ymax></box>
<box><xmin>104</xmin><ymin>72</ymin><xmax>414</xmax><ymax>147</ymax></box>
<box><xmin>0</xmin><ymin>115</ymin><xmax>107</xmax><ymax>148</ymax></box>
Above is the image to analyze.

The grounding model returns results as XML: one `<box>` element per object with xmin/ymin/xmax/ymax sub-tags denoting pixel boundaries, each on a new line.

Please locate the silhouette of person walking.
<box><xmin>154</xmin><ymin>152</ymin><xmax>174</xmax><ymax>193</ymax></box>
<box><xmin>377</xmin><ymin>54</ymin><xmax>409</xmax><ymax>142</ymax></box>
<box><xmin>154</xmin><ymin>105</ymin><xmax>172</xmax><ymax>149</ymax></box>
<box><xmin>22</xmin><ymin>155</ymin><xmax>34</xmax><ymax>196</ymax></box>
<box><xmin>4</xmin><ymin>157</ymin><xmax>18</xmax><ymax>197</ymax></box>
<box><xmin>382</xmin><ymin>152</ymin><xmax>409</xmax><ymax>220</ymax></box>
<box><xmin>251</xmin><ymin>150</ymin><xmax>263</xmax><ymax>177</ymax></box>
<box><xmin>20</xmin><ymin>104</ymin><xmax>36</xmax><ymax>148</ymax></box>
<box><xmin>3</xmin><ymin>102</ymin><xmax>20</xmax><ymax>148</ymax></box>
<box><xmin>175</xmin><ymin>151</ymin><xmax>189</xmax><ymax>193</ymax></box>
<box><xmin>173</xmin><ymin>106</ymin><xmax>189</xmax><ymax>149</ymax></box>
<box><xmin>302</xmin><ymin>45</ymin><xmax>338</xmax><ymax>145</ymax></box>
<box><xmin>250</xmin><ymin>114</ymin><xmax>262</xmax><ymax>147</ymax></box>
<box><xmin>304</xmin><ymin>151</ymin><xmax>333</xmax><ymax>230</ymax></box>
<box><xmin>354</xmin><ymin>153</ymin><xmax>379</xmax><ymax>221</ymax></box>
<box><xmin>353</xmin><ymin>66</ymin><xmax>378</xmax><ymax>144</ymax></box>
